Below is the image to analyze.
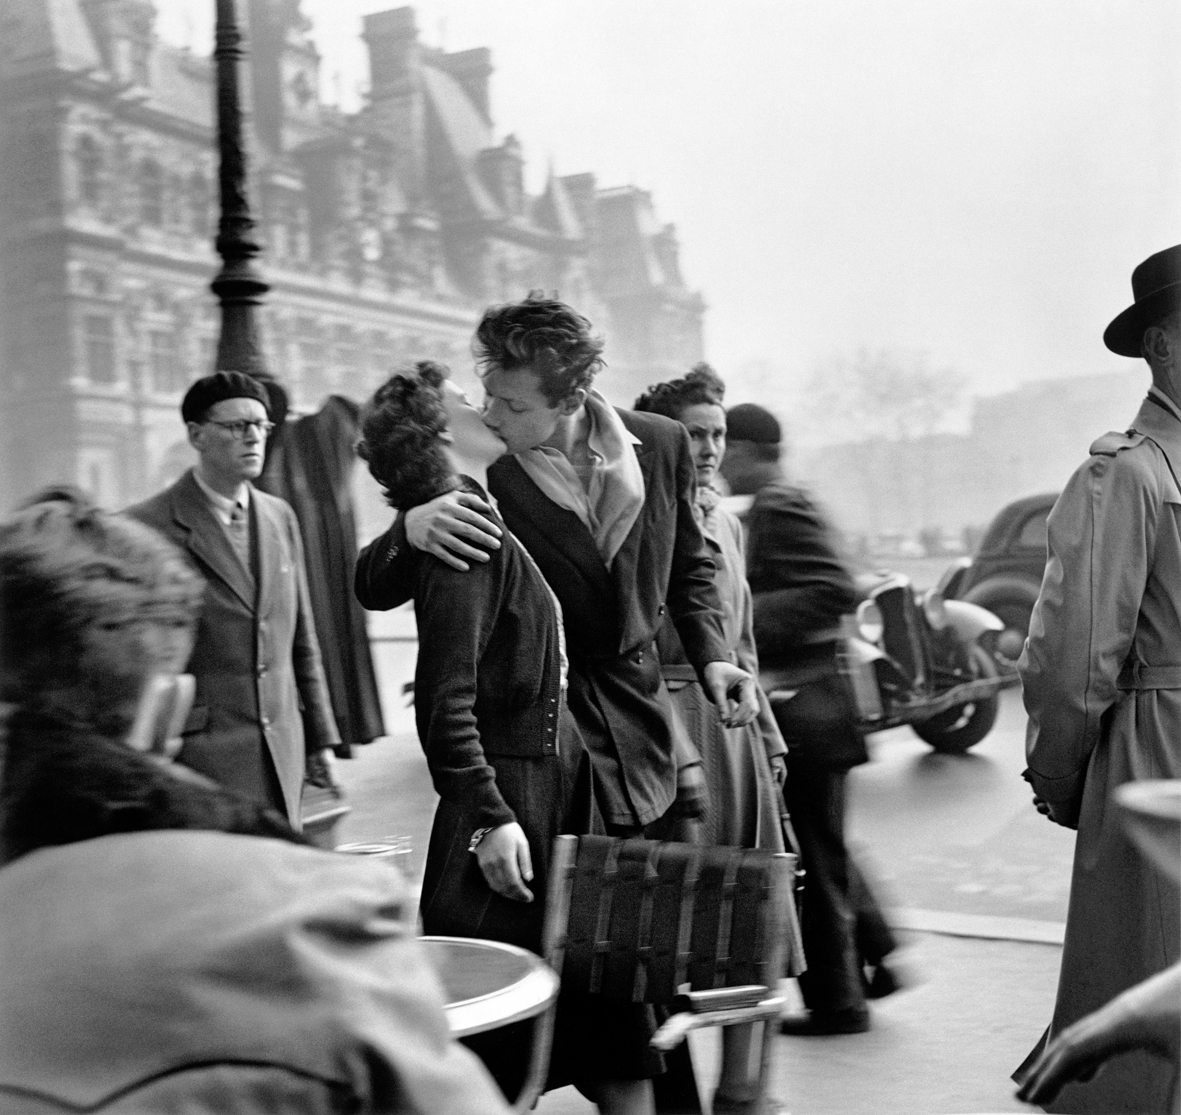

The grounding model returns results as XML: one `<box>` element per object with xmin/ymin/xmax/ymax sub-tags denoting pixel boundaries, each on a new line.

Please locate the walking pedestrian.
<box><xmin>635</xmin><ymin>365</ymin><xmax>799</xmax><ymax>1113</ymax></box>
<box><xmin>720</xmin><ymin>403</ymin><xmax>898</xmax><ymax>1035</ymax></box>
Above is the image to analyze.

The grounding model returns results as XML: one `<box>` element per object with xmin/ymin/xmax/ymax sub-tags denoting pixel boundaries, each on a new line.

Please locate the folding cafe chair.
<box><xmin>512</xmin><ymin>834</ymin><xmax>804</xmax><ymax>1113</ymax></box>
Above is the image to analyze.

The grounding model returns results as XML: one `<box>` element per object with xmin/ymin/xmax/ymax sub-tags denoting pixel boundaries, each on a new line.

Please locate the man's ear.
<box><xmin>185</xmin><ymin>421</ymin><xmax>203</xmax><ymax>450</ymax></box>
<box><xmin>559</xmin><ymin>388</ymin><xmax>587</xmax><ymax>417</ymax></box>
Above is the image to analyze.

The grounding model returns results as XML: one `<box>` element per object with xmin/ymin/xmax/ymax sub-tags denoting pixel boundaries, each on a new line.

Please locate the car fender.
<box><xmin>962</xmin><ymin>575</ymin><xmax>1042</xmax><ymax>612</ymax></box>
<box><xmin>943</xmin><ymin>599</ymin><xmax>1003</xmax><ymax>644</ymax></box>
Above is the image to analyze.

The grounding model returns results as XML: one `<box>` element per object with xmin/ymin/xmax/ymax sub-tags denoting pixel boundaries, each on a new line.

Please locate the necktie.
<box><xmin>227</xmin><ymin>503</ymin><xmax>252</xmax><ymax>574</ymax></box>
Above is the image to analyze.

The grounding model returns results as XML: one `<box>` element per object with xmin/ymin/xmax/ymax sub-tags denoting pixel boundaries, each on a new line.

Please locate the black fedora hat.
<box><xmin>1104</xmin><ymin>244</ymin><xmax>1181</xmax><ymax>358</ymax></box>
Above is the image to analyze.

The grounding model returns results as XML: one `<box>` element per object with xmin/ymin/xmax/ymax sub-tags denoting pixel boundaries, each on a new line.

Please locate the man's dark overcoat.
<box><xmin>128</xmin><ymin>469</ymin><xmax>339</xmax><ymax>826</ymax></box>
<box><xmin>356</xmin><ymin>409</ymin><xmax>729</xmax><ymax>828</ymax></box>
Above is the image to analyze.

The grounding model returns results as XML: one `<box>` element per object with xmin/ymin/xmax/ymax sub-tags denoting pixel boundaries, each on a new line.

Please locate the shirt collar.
<box><xmin>1148</xmin><ymin>385</ymin><xmax>1181</xmax><ymax>426</ymax></box>
<box><xmin>192</xmin><ymin>468</ymin><xmax>250</xmax><ymax>516</ymax></box>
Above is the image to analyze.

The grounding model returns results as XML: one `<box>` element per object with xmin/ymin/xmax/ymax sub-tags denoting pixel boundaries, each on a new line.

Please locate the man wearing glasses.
<box><xmin>128</xmin><ymin>371</ymin><xmax>340</xmax><ymax>827</ymax></box>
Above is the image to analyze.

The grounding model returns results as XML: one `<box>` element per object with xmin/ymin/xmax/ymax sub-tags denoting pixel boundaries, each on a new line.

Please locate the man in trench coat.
<box><xmin>128</xmin><ymin>372</ymin><xmax>340</xmax><ymax>828</ymax></box>
<box><xmin>1015</xmin><ymin>244</ymin><xmax>1181</xmax><ymax>1114</ymax></box>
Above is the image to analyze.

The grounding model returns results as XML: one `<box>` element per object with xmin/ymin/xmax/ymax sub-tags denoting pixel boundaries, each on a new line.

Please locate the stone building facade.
<box><xmin>0</xmin><ymin>0</ymin><xmax>704</xmax><ymax>507</ymax></box>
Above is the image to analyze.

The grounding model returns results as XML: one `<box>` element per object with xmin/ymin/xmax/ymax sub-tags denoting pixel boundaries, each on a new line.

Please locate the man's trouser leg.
<box><xmin>783</xmin><ymin>757</ymin><xmax>866</xmax><ymax>1014</ymax></box>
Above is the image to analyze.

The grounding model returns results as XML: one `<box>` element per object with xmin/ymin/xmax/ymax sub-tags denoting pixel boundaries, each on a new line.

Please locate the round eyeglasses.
<box><xmin>206</xmin><ymin>419</ymin><xmax>275</xmax><ymax>439</ymax></box>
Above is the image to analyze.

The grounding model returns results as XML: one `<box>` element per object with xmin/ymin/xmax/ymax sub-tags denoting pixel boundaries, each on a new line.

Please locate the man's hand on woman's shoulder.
<box><xmin>405</xmin><ymin>491</ymin><xmax>502</xmax><ymax>571</ymax></box>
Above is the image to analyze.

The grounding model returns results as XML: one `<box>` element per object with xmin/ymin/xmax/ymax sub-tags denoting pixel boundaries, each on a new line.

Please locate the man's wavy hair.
<box><xmin>358</xmin><ymin>361</ymin><xmax>457</xmax><ymax>510</ymax></box>
<box><xmin>633</xmin><ymin>363</ymin><xmax>726</xmax><ymax>420</ymax></box>
<box><xmin>0</xmin><ymin>487</ymin><xmax>203</xmax><ymax>732</ymax></box>
<box><xmin>473</xmin><ymin>291</ymin><xmax>605</xmax><ymax>406</ymax></box>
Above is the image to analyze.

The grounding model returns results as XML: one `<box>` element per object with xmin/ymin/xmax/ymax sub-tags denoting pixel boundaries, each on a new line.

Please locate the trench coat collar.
<box><xmin>1132</xmin><ymin>393</ymin><xmax>1181</xmax><ymax>485</ymax></box>
<box><xmin>169</xmin><ymin>469</ymin><xmax>255</xmax><ymax>610</ymax></box>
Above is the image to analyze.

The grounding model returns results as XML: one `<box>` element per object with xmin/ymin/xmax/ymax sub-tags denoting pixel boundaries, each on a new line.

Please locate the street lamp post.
<box><xmin>211</xmin><ymin>0</ymin><xmax>283</xmax><ymax>417</ymax></box>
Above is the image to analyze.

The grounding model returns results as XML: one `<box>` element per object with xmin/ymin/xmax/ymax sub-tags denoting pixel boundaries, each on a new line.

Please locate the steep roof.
<box><xmin>420</xmin><ymin>61</ymin><xmax>501</xmax><ymax>220</ymax></box>
<box><xmin>142</xmin><ymin>45</ymin><xmax>213</xmax><ymax>130</ymax></box>
<box><xmin>0</xmin><ymin>0</ymin><xmax>102</xmax><ymax>80</ymax></box>
<box><xmin>533</xmin><ymin>170</ymin><xmax>583</xmax><ymax>240</ymax></box>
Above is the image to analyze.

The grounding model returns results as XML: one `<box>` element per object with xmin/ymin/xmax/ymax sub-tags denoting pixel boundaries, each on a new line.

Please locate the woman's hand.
<box><xmin>475</xmin><ymin>822</ymin><xmax>534</xmax><ymax>902</ymax></box>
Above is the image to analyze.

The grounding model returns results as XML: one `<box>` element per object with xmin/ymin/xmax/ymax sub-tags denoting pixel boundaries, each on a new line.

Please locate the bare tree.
<box><xmin>803</xmin><ymin>347</ymin><xmax>967</xmax><ymax>443</ymax></box>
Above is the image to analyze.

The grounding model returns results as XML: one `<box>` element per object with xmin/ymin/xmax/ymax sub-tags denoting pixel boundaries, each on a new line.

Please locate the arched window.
<box><xmin>76</xmin><ymin>135</ymin><xmax>102</xmax><ymax>206</ymax></box>
<box><xmin>140</xmin><ymin>159</ymin><xmax>164</xmax><ymax>227</ymax></box>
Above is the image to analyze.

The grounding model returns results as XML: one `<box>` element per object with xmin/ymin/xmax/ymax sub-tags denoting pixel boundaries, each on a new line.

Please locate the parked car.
<box><xmin>842</xmin><ymin>571</ymin><xmax>1018</xmax><ymax>754</ymax></box>
<box><xmin>937</xmin><ymin>492</ymin><xmax>1058</xmax><ymax>669</ymax></box>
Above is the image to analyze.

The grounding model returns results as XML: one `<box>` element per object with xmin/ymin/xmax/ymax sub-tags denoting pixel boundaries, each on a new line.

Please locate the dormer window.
<box><xmin>140</xmin><ymin>159</ymin><xmax>164</xmax><ymax>227</ymax></box>
<box><xmin>77</xmin><ymin>135</ymin><xmax>102</xmax><ymax>206</ymax></box>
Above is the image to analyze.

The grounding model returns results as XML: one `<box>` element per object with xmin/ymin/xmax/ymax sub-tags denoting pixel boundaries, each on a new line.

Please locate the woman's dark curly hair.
<box><xmin>633</xmin><ymin>362</ymin><xmax>726</xmax><ymax>420</ymax></box>
<box><xmin>358</xmin><ymin>361</ymin><xmax>458</xmax><ymax>510</ymax></box>
<box><xmin>473</xmin><ymin>291</ymin><xmax>605</xmax><ymax>406</ymax></box>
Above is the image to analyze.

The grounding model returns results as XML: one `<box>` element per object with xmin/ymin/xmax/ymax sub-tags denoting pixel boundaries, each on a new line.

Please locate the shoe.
<box><xmin>864</xmin><ymin>960</ymin><xmax>903</xmax><ymax>999</ymax></box>
<box><xmin>712</xmin><ymin>1094</ymin><xmax>787</xmax><ymax>1114</ymax></box>
<box><xmin>778</xmin><ymin>1007</ymin><xmax>870</xmax><ymax>1035</ymax></box>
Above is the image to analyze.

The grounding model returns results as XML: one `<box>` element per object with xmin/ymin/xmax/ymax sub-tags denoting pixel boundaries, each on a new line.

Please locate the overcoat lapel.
<box><xmin>253</xmin><ymin>494</ymin><xmax>285</xmax><ymax>619</ymax></box>
<box><xmin>609</xmin><ymin>423</ymin><xmax>659</xmax><ymax>651</ymax></box>
<box><xmin>493</xmin><ymin>456</ymin><xmax>614</xmax><ymax>601</ymax></box>
<box><xmin>170</xmin><ymin>471</ymin><xmax>255</xmax><ymax>610</ymax></box>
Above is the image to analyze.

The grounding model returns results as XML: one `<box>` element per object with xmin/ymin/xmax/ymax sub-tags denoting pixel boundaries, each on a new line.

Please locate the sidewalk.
<box><xmin>334</xmin><ymin>727</ymin><xmax>1062</xmax><ymax>1115</ymax></box>
<box><xmin>535</xmin><ymin>930</ymin><xmax>1061</xmax><ymax>1115</ymax></box>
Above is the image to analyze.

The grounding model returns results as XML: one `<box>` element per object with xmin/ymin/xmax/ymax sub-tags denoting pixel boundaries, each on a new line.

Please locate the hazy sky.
<box><xmin>158</xmin><ymin>0</ymin><xmax>1179</xmax><ymax>404</ymax></box>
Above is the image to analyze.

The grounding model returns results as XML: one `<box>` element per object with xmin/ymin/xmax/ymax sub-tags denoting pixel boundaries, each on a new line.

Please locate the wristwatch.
<box><xmin>468</xmin><ymin>827</ymin><xmax>493</xmax><ymax>853</ymax></box>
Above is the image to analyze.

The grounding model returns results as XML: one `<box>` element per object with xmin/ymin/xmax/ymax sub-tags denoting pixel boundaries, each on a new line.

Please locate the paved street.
<box><xmin>333</xmin><ymin>607</ymin><xmax>1071</xmax><ymax>1113</ymax></box>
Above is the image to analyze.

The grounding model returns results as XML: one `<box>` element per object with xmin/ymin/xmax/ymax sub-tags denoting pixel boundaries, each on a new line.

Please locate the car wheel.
<box><xmin>912</xmin><ymin>646</ymin><xmax>1001</xmax><ymax>754</ymax></box>
<box><xmin>987</xmin><ymin>601</ymin><xmax>1032</xmax><ymax>670</ymax></box>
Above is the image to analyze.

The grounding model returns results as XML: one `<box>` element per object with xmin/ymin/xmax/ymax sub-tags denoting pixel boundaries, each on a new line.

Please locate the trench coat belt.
<box><xmin>1116</xmin><ymin>661</ymin><xmax>1181</xmax><ymax>690</ymax></box>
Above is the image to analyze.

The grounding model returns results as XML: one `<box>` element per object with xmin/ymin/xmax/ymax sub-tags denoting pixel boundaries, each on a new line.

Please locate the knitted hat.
<box><xmin>725</xmin><ymin>403</ymin><xmax>781</xmax><ymax>445</ymax></box>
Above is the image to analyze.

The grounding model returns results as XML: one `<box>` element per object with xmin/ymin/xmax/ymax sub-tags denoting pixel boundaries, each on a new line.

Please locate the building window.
<box><xmin>83</xmin><ymin>315</ymin><xmax>117</xmax><ymax>384</ymax></box>
<box><xmin>77</xmin><ymin>135</ymin><xmax>102</xmax><ymax>206</ymax></box>
<box><xmin>148</xmin><ymin>330</ymin><xmax>186</xmax><ymax>393</ymax></box>
<box><xmin>140</xmin><ymin>159</ymin><xmax>164</xmax><ymax>227</ymax></box>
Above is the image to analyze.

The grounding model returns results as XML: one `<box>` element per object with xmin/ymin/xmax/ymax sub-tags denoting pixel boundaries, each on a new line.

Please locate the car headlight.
<box><xmin>922</xmin><ymin>590</ymin><xmax>948</xmax><ymax>630</ymax></box>
<box><xmin>856</xmin><ymin>599</ymin><xmax>883</xmax><ymax>644</ymax></box>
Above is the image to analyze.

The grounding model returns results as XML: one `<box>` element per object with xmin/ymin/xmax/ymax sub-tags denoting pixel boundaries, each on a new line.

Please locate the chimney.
<box><xmin>436</xmin><ymin>47</ymin><xmax>492</xmax><ymax>124</ymax></box>
<box><xmin>363</xmin><ymin>7</ymin><xmax>425</xmax><ymax>202</ymax></box>
<box><xmin>363</xmin><ymin>7</ymin><xmax>418</xmax><ymax>99</ymax></box>
<box><xmin>80</xmin><ymin>0</ymin><xmax>155</xmax><ymax>86</ymax></box>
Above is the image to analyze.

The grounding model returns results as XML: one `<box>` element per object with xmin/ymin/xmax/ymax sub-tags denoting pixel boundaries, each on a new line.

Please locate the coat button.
<box><xmin>658</xmin><ymin>604</ymin><xmax>666</xmax><ymax>616</ymax></box>
<box><xmin>261</xmin><ymin>715</ymin><xmax>271</xmax><ymax>727</ymax></box>
<box><xmin>257</xmin><ymin>664</ymin><xmax>267</xmax><ymax>677</ymax></box>
<box><xmin>634</xmin><ymin>651</ymin><xmax>644</xmax><ymax>665</ymax></box>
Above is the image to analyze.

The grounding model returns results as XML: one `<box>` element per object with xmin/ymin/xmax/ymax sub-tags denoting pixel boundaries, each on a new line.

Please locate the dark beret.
<box><xmin>181</xmin><ymin>371</ymin><xmax>271</xmax><ymax>424</ymax></box>
<box><xmin>726</xmin><ymin>403</ymin><xmax>781</xmax><ymax>445</ymax></box>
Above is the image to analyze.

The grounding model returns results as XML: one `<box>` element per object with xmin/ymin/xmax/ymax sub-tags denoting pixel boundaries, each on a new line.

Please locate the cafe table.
<box><xmin>419</xmin><ymin>935</ymin><xmax>560</xmax><ymax>1038</ymax></box>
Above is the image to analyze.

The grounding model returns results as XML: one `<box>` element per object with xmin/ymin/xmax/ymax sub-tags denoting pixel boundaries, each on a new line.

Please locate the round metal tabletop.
<box><xmin>420</xmin><ymin>935</ymin><xmax>560</xmax><ymax>1038</ymax></box>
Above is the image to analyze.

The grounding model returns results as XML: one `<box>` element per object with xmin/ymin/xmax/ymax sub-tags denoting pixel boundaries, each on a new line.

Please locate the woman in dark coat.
<box><xmin>357</xmin><ymin>363</ymin><xmax>659</xmax><ymax>1113</ymax></box>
